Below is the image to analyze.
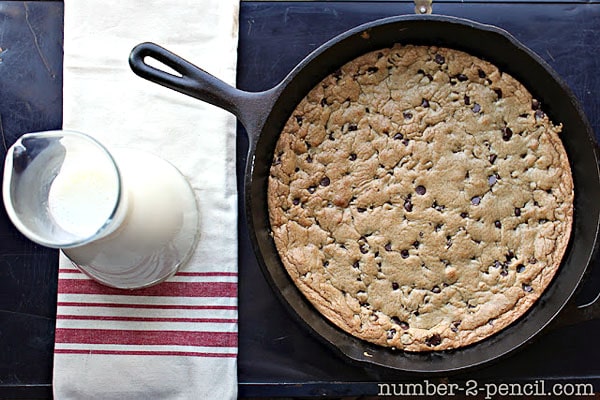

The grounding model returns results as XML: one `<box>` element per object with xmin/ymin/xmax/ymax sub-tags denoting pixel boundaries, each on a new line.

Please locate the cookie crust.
<box><xmin>267</xmin><ymin>45</ymin><xmax>574</xmax><ymax>351</ymax></box>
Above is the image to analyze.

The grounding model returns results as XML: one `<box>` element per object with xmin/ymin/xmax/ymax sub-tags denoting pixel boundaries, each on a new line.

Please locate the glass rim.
<box><xmin>2</xmin><ymin>130</ymin><xmax>124</xmax><ymax>249</ymax></box>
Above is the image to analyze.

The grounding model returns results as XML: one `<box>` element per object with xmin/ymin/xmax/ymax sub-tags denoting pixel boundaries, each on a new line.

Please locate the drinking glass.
<box><xmin>2</xmin><ymin>130</ymin><xmax>199</xmax><ymax>289</ymax></box>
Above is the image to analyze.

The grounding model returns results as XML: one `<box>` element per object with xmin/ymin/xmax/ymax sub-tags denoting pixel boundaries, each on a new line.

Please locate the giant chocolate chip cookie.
<box><xmin>267</xmin><ymin>44</ymin><xmax>573</xmax><ymax>351</ymax></box>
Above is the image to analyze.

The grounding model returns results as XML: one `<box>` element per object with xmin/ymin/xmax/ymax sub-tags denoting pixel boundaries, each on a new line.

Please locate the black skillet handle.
<box><xmin>129</xmin><ymin>42</ymin><xmax>277</xmax><ymax>137</ymax></box>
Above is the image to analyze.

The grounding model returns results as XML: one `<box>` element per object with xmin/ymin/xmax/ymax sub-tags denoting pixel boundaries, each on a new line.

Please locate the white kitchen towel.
<box><xmin>53</xmin><ymin>1</ymin><xmax>239</xmax><ymax>399</ymax></box>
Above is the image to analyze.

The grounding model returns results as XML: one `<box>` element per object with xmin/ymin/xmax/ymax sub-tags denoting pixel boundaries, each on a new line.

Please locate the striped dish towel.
<box><xmin>53</xmin><ymin>1</ymin><xmax>240</xmax><ymax>399</ymax></box>
<box><xmin>55</xmin><ymin>267</ymin><xmax>237</xmax><ymax>358</ymax></box>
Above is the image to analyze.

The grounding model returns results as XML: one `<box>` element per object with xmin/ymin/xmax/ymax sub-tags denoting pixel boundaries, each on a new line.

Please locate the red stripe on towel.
<box><xmin>55</xmin><ymin>328</ymin><xmax>237</xmax><ymax>347</ymax></box>
<box><xmin>57</xmin><ymin>302</ymin><xmax>237</xmax><ymax>310</ymax></box>
<box><xmin>58</xmin><ymin>279</ymin><xmax>237</xmax><ymax>297</ymax></box>
<box><xmin>54</xmin><ymin>349</ymin><xmax>237</xmax><ymax>358</ymax></box>
<box><xmin>59</xmin><ymin>269</ymin><xmax>238</xmax><ymax>277</ymax></box>
<box><xmin>174</xmin><ymin>271</ymin><xmax>238</xmax><ymax>277</ymax></box>
<box><xmin>56</xmin><ymin>315</ymin><xmax>237</xmax><ymax>323</ymax></box>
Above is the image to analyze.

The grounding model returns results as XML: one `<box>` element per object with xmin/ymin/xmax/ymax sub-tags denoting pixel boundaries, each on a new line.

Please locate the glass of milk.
<box><xmin>2</xmin><ymin>130</ymin><xmax>200</xmax><ymax>289</ymax></box>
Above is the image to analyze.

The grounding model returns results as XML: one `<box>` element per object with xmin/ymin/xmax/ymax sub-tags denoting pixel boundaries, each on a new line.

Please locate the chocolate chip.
<box><xmin>432</xmin><ymin>286</ymin><xmax>441</xmax><ymax>294</ymax></box>
<box><xmin>387</xmin><ymin>329</ymin><xmax>397</xmax><ymax>340</ymax></box>
<box><xmin>320</xmin><ymin>98</ymin><xmax>328</xmax><ymax>107</ymax></box>
<box><xmin>413</xmin><ymin>241</ymin><xmax>420</xmax><ymax>248</ymax></box>
<box><xmin>500</xmin><ymin>269</ymin><xmax>509</xmax><ymax>277</ymax></box>
<box><xmin>349</xmin><ymin>153</ymin><xmax>357</xmax><ymax>161</ymax></box>
<box><xmin>391</xmin><ymin>316</ymin><xmax>401</xmax><ymax>325</ymax></box>
<box><xmin>460</xmin><ymin>212</ymin><xmax>468</xmax><ymax>218</ymax></box>
<box><xmin>392</xmin><ymin>282</ymin><xmax>399</xmax><ymax>290</ymax></box>
<box><xmin>401</xmin><ymin>250</ymin><xmax>409</xmax><ymax>259</ymax></box>
<box><xmin>404</xmin><ymin>199</ymin><xmax>413</xmax><ymax>212</ymax></box>
<box><xmin>522</xmin><ymin>284</ymin><xmax>533</xmax><ymax>292</ymax></box>
<box><xmin>489</xmin><ymin>154</ymin><xmax>497</xmax><ymax>164</ymax></box>
<box><xmin>320</xmin><ymin>176</ymin><xmax>330</xmax><ymax>186</ymax></box>
<box><xmin>532</xmin><ymin>99</ymin><xmax>541</xmax><ymax>110</ymax></box>
<box><xmin>385</xmin><ymin>243</ymin><xmax>392</xmax><ymax>252</ymax></box>
<box><xmin>515</xmin><ymin>207</ymin><xmax>521</xmax><ymax>217</ymax></box>
<box><xmin>535</xmin><ymin>109</ymin><xmax>545</xmax><ymax>119</ymax></box>
<box><xmin>472</xmin><ymin>103</ymin><xmax>481</xmax><ymax>113</ymax></box>
<box><xmin>348</xmin><ymin>124</ymin><xmax>358</xmax><ymax>131</ymax></box>
<box><xmin>359</xmin><ymin>244</ymin><xmax>369</xmax><ymax>254</ymax></box>
<box><xmin>516</xmin><ymin>264</ymin><xmax>526</xmax><ymax>273</ymax></box>
<box><xmin>494</xmin><ymin>88</ymin><xmax>503</xmax><ymax>99</ymax></box>
<box><xmin>434</xmin><ymin>53</ymin><xmax>445</xmax><ymax>64</ymax></box>
<box><xmin>399</xmin><ymin>321</ymin><xmax>410</xmax><ymax>330</ymax></box>
<box><xmin>456</xmin><ymin>73</ymin><xmax>468</xmax><ymax>82</ymax></box>
<box><xmin>426</xmin><ymin>334</ymin><xmax>442</xmax><ymax>347</ymax></box>
<box><xmin>402</xmin><ymin>138</ymin><xmax>410</xmax><ymax>146</ymax></box>
<box><xmin>403</xmin><ymin>111</ymin><xmax>413</xmax><ymax>120</ymax></box>
<box><xmin>494</xmin><ymin>220</ymin><xmax>502</xmax><ymax>228</ymax></box>
<box><xmin>488</xmin><ymin>174</ymin><xmax>498</xmax><ymax>186</ymax></box>
<box><xmin>357</xmin><ymin>207</ymin><xmax>367</xmax><ymax>213</ymax></box>
<box><xmin>506</xmin><ymin>250</ymin><xmax>515</xmax><ymax>261</ymax></box>
<box><xmin>419</xmin><ymin>68</ymin><xmax>433</xmax><ymax>78</ymax></box>
<box><xmin>308</xmin><ymin>186</ymin><xmax>316</xmax><ymax>194</ymax></box>
<box><xmin>528</xmin><ymin>257</ymin><xmax>538</xmax><ymax>264</ymax></box>
<box><xmin>432</xmin><ymin>201</ymin><xmax>445</xmax><ymax>212</ymax></box>
<box><xmin>520</xmin><ymin>113</ymin><xmax>529</xmax><ymax>118</ymax></box>
<box><xmin>502</xmin><ymin>127</ymin><xmax>513</xmax><ymax>141</ymax></box>
<box><xmin>292</xmin><ymin>198</ymin><xmax>300</xmax><ymax>206</ymax></box>
<box><xmin>394</xmin><ymin>132</ymin><xmax>404</xmax><ymax>140</ymax></box>
<box><xmin>353</xmin><ymin>261</ymin><xmax>360</xmax><ymax>269</ymax></box>
<box><xmin>295</xmin><ymin>116</ymin><xmax>303</xmax><ymax>126</ymax></box>
<box><xmin>478</xmin><ymin>69</ymin><xmax>486</xmax><ymax>78</ymax></box>
<box><xmin>367</xmin><ymin>66</ymin><xmax>379</xmax><ymax>74</ymax></box>
<box><xmin>421</xmin><ymin>98</ymin><xmax>430</xmax><ymax>108</ymax></box>
<box><xmin>306</xmin><ymin>154</ymin><xmax>313</xmax><ymax>163</ymax></box>
<box><xmin>464</xmin><ymin>95</ymin><xmax>471</xmax><ymax>105</ymax></box>
<box><xmin>450</xmin><ymin>320</ymin><xmax>461</xmax><ymax>332</ymax></box>
<box><xmin>493</xmin><ymin>260</ymin><xmax>502</xmax><ymax>268</ymax></box>
<box><xmin>471</xmin><ymin>196</ymin><xmax>481</xmax><ymax>205</ymax></box>
<box><xmin>416</xmin><ymin>185</ymin><xmax>427</xmax><ymax>195</ymax></box>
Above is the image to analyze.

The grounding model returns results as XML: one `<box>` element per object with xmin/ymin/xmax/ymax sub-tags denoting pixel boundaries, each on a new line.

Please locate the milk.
<box><xmin>48</xmin><ymin>154</ymin><xmax>119</xmax><ymax>238</ymax></box>
<box><xmin>52</xmin><ymin>148</ymin><xmax>199</xmax><ymax>288</ymax></box>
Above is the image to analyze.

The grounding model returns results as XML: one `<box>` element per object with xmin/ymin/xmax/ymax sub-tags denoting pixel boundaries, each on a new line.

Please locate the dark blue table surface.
<box><xmin>1</xmin><ymin>1</ymin><xmax>599</xmax><ymax>398</ymax></box>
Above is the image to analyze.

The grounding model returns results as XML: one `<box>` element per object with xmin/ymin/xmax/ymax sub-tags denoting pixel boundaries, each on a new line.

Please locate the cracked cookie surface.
<box><xmin>267</xmin><ymin>44</ymin><xmax>573</xmax><ymax>351</ymax></box>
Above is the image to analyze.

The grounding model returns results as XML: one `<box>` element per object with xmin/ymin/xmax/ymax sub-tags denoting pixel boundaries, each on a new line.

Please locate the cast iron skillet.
<box><xmin>129</xmin><ymin>14</ymin><xmax>600</xmax><ymax>372</ymax></box>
